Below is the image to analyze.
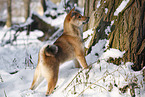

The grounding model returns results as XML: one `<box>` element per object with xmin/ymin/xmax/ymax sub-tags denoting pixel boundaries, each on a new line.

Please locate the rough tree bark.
<box><xmin>6</xmin><ymin>0</ymin><xmax>12</xmax><ymax>27</ymax></box>
<box><xmin>84</xmin><ymin>0</ymin><xmax>145</xmax><ymax>71</ymax></box>
<box><xmin>108</xmin><ymin>0</ymin><xmax>145</xmax><ymax>71</ymax></box>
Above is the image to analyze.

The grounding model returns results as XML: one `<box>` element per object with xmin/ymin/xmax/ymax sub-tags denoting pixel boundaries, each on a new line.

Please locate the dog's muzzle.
<box><xmin>83</xmin><ymin>17</ymin><xmax>90</xmax><ymax>24</ymax></box>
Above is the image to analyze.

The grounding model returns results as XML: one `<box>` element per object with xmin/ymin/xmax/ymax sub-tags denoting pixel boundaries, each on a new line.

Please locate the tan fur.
<box><xmin>30</xmin><ymin>7</ymin><xmax>89</xmax><ymax>95</ymax></box>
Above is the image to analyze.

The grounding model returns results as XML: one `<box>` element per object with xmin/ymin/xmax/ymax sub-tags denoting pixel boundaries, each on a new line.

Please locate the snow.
<box><xmin>83</xmin><ymin>28</ymin><xmax>94</xmax><ymax>48</ymax></box>
<box><xmin>105</xmin><ymin>26</ymin><xmax>111</xmax><ymax>35</ymax></box>
<box><xmin>1</xmin><ymin>26</ymin><xmax>144</xmax><ymax>97</ymax></box>
<box><xmin>0</xmin><ymin>2</ymin><xmax>145</xmax><ymax>97</ymax></box>
<box><xmin>105</xmin><ymin>8</ymin><xmax>108</xmax><ymax>14</ymax></box>
<box><xmin>96</xmin><ymin>0</ymin><xmax>101</xmax><ymax>8</ymax></box>
<box><xmin>33</xmin><ymin>12</ymin><xmax>66</xmax><ymax>28</ymax></box>
<box><xmin>16</xmin><ymin>17</ymin><xmax>34</xmax><ymax>28</ymax></box>
<box><xmin>12</xmin><ymin>17</ymin><xmax>25</xmax><ymax>23</ymax></box>
<box><xmin>114</xmin><ymin>0</ymin><xmax>130</xmax><ymax>16</ymax></box>
<box><xmin>111</xmin><ymin>20</ymin><xmax>114</xmax><ymax>26</ymax></box>
<box><xmin>99</xmin><ymin>48</ymin><xmax>125</xmax><ymax>60</ymax></box>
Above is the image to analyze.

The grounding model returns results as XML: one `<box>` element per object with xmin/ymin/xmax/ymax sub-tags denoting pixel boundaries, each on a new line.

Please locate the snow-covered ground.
<box><xmin>0</xmin><ymin>1</ymin><xmax>145</xmax><ymax>97</ymax></box>
<box><xmin>0</xmin><ymin>26</ymin><xmax>145</xmax><ymax>97</ymax></box>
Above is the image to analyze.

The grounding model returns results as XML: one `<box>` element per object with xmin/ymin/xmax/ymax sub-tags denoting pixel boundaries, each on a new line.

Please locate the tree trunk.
<box><xmin>31</xmin><ymin>14</ymin><xmax>58</xmax><ymax>41</ymax></box>
<box><xmin>23</xmin><ymin>0</ymin><xmax>31</xmax><ymax>21</ymax></box>
<box><xmin>41</xmin><ymin>0</ymin><xmax>47</xmax><ymax>13</ymax></box>
<box><xmin>84</xmin><ymin>0</ymin><xmax>112</xmax><ymax>54</ymax></box>
<box><xmin>70</xmin><ymin>0</ymin><xmax>78</xmax><ymax>5</ymax></box>
<box><xmin>6</xmin><ymin>0</ymin><xmax>12</xmax><ymax>27</ymax></box>
<box><xmin>109</xmin><ymin>0</ymin><xmax>145</xmax><ymax>71</ymax></box>
<box><xmin>84</xmin><ymin>0</ymin><xmax>145</xmax><ymax>71</ymax></box>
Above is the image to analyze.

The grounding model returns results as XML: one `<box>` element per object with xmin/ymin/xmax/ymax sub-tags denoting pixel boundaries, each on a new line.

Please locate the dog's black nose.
<box><xmin>83</xmin><ymin>17</ymin><xmax>90</xmax><ymax>24</ymax></box>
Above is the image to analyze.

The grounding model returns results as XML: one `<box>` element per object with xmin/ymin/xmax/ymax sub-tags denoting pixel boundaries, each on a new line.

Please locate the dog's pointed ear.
<box><xmin>70</xmin><ymin>7</ymin><xmax>75</xmax><ymax>13</ymax></box>
<box><xmin>70</xmin><ymin>7</ymin><xmax>75</xmax><ymax>17</ymax></box>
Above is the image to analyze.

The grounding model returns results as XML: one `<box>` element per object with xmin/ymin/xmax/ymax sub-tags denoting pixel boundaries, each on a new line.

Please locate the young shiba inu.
<box><xmin>30</xmin><ymin>7</ymin><xmax>89</xmax><ymax>95</ymax></box>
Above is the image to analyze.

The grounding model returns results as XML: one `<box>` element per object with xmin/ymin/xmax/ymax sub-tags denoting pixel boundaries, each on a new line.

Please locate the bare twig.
<box><xmin>64</xmin><ymin>61</ymin><xmax>97</xmax><ymax>91</ymax></box>
<box><xmin>0</xmin><ymin>75</ymin><xmax>4</xmax><ymax>82</ymax></box>
<box><xmin>66</xmin><ymin>82</ymin><xmax>107</xmax><ymax>96</ymax></box>
<box><xmin>4</xmin><ymin>90</ymin><xmax>7</xmax><ymax>97</ymax></box>
<box><xmin>77</xmin><ymin>69</ymin><xmax>118</xmax><ymax>97</ymax></box>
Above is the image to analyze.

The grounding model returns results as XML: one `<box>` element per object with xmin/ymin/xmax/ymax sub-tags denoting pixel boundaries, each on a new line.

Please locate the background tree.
<box><xmin>6</xmin><ymin>0</ymin><xmax>12</xmax><ymax>27</ymax></box>
<box><xmin>84</xmin><ymin>0</ymin><xmax>145</xmax><ymax>71</ymax></box>
<box><xmin>23</xmin><ymin>0</ymin><xmax>31</xmax><ymax>22</ymax></box>
<box><xmin>70</xmin><ymin>0</ymin><xmax>78</xmax><ymax>5</ymax></box>
<box><xmin>41</xmin><ymin>0</ymin><xmax>47</xmax><ymax>13</ymax></box>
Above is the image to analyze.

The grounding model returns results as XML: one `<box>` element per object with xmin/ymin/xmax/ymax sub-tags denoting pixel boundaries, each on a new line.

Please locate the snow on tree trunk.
<box><xmin>109</xmin><ymin>0</ymin><xmax>145</xmax><ymax>71</ymax></box>
<box><xmin>84</xmin><ymin>0</ymin><xmax>145</xmax><ymax>71</ymax></box>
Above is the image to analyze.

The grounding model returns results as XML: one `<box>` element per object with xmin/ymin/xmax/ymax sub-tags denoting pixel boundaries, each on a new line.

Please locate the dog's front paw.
<box><xmin>84</xmin><ymin>65</ymin><xmax>92</xmax><ymax>69</ymax></box>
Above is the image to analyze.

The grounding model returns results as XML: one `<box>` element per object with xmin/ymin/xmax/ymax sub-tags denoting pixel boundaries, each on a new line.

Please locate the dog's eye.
<box><xmin>78</xmin><ymin>16</ymin><xmax>81</xmax><ymax>18</ymax></box>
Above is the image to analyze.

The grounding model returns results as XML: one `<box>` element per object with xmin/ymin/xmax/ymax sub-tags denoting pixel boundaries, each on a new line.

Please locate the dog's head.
<box><xmin>67</xmin><ymin>7</ymin><xmax>89</xmax><ymax>27</ymax></box>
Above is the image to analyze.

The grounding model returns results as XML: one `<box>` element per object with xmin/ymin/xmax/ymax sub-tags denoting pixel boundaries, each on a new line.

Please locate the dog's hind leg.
<box><xmin>45</xmin><ymin>76</ymin><xmax>57</xmax><ymax>96</ymax></box>
<box><xmin>30</xmin><ymin>66</ymin><xmax>44</xmax><ymax>90</ymax></box>
<box><xmin>44</xmin><ymin>66</ymin><xmax>59</xmax><ymax>96</ymax></box>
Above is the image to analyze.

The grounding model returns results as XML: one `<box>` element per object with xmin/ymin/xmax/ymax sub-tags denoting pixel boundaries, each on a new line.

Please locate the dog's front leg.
<box><xmin>74</xmin><ymin>59</ymin><xmax>81</xmax><ymax>68</ymax></box>
<box><xmin>76</xmin><ymin>54</ymin><xmax>88</xmax><ymax>69</ymax></box>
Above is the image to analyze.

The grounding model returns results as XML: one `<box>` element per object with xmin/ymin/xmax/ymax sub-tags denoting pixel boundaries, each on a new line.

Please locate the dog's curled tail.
<box><xmin>44</xmin><ymin>45</ymin><xmax>58</xmax><ymax>56</ymax></box>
